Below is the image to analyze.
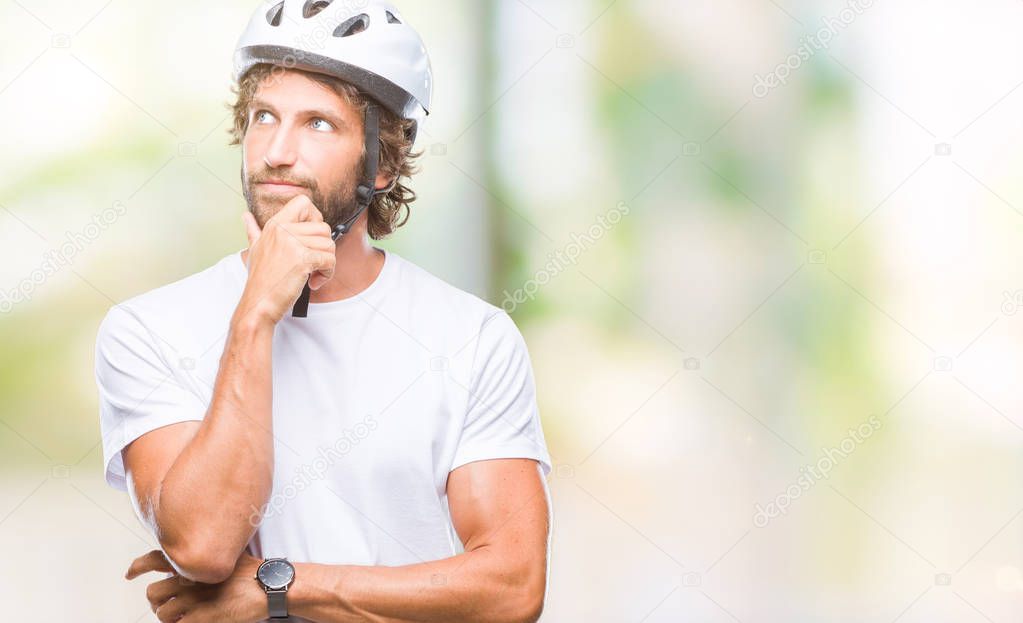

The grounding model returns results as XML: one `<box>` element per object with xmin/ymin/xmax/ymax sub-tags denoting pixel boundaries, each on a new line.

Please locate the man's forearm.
<box><xmin>156</xmin><ymin>313</ymin><xmax>276</xmax><ymax>580</ymax></box>
<box><xmin>288</xmin><ymin>547</ymin><xmax>544</xmax><ymax>623</ymax></box>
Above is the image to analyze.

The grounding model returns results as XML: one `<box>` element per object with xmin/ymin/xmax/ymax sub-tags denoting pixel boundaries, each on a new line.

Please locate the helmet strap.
<box><xmin>332</xmin><ymin>103</ymin><xmax>382</xmax><ymax>241</ymax></box>
<box><xmin>293</xmin><ymin>103</ymin><xmax>385</xmax><ymax>318</ymax></box>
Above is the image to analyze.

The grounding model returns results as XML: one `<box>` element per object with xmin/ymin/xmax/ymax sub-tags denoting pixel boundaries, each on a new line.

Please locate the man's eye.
<box><xmin>254</xmin><ymin>110</ymin><xmax>274</xmax><ymax>124</ymax></box>
<box><xmin>310</xmin><ymin>118</ymin><xmax>334</xmax><ymax>132</ymax></box>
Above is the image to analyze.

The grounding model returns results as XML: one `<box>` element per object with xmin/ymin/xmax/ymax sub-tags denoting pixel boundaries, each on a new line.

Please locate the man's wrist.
<box><xmin>242</xmin><ymin>556</ymin><xmax>272</xmax><ymax>623</ymax></box>
<box><xmin>255</xmin><ymin>558</ymin><xmax>298</xmax><ymax>619</ymax></box>
<box><xmin>230</xmin><ymin>307</ymin><xmax>276</xmax><ymax>338</ymax></box>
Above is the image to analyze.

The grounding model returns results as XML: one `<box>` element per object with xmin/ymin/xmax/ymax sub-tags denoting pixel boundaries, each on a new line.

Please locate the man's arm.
<box><xmin>290</xmin><ymin>458</ymin><xmax>552</xmax><ymax>623</ymax></box>
<box><xmin>122</xmin><ymin>312</ymin><xmax>275</xmax><ymax>584</ymax></box>
<box><xmin>121</xmin><ymin>197</ymin><xmax>336</xmax><ymax>584</ymax></box>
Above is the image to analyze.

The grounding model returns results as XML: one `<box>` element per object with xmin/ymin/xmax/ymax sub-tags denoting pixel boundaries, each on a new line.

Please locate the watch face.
<box><xmin>257</xmin><ymin>559</ymin><xmax>295</xmax><ymax>590</ymax></box>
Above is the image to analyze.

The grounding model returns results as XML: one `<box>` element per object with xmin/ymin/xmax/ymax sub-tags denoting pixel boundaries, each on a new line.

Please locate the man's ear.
<box><xmin>374</xmin><ymin>172</ymin><xmax>396</xmax><ymax>192</ymax></box>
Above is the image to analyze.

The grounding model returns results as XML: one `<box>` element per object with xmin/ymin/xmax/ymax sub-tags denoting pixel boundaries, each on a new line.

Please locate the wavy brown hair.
<box><xmin>226</xmin><ymin>63</ymin><xmax>423</xmax><ymax>239</ymax></box>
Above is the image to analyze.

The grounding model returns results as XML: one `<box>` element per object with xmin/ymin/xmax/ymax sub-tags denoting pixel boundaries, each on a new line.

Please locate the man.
<box><xmin>94</xmin><ymin>2</ymin><xmax>554</xmax><ymax>621</ymax></box>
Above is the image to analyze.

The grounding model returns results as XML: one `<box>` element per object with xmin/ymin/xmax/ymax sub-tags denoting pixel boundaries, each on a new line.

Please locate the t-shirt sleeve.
<box><xmin>450</xmin><ymin>310</ymin><xmax>553</xmax><ymax>477</ymax></box>
<box><xmin>94</xmin><ymin>305</ymin><xmax>207</xmax><ymax>492</ymax></box>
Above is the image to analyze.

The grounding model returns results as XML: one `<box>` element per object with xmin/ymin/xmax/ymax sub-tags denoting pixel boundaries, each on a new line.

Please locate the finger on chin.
<box><xmin>309</xmin><ymin>274</ymin><xmax>328</xmax><ymax>289</ymax></box>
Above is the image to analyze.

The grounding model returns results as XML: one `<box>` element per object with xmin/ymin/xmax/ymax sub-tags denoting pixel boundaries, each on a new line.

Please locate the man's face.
<box><xmin>240</xmin><ymin>69</ymin><xmax>364</xmax><ymax>231</ymax></box>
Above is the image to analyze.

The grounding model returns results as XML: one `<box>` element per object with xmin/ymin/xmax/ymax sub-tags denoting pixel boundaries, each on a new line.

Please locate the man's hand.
<box><xmin>126</xmin><ymin>549</ymin><xmax>266</xmax><ymax>623</ymax></box>
<box><xmin>238</xmin><ymin>195</ymin><xmax>336</xmax><ymax>326</ymax></box>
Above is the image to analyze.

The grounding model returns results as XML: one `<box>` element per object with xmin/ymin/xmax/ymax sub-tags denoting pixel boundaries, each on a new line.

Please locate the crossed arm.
<box><xmin>126</xmin><ymin>453</ymin><xmax>551</xmax><ymax>623</ymax></box>
<box><xmin>120</xmin><ymin>319</ymin><xmax>552</xmax><ymax>623</ymax></box>
<box><xmin>283</xmin><ymin>458</ymin><xmax>551</xmax><ymax>623</ymax></box>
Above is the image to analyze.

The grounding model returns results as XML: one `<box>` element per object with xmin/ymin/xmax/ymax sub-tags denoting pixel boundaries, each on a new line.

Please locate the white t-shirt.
<box><xmin>94</xmin><ymin>247</ymin><xmax>552</xmax><ymax>579</ymax></box>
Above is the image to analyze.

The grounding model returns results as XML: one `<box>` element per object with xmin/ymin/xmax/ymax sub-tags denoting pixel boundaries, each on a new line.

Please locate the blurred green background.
<box><xmin>3</xmin><ymin>0</ymin><xmax>1023</xmax><ymax>620</ymax></box>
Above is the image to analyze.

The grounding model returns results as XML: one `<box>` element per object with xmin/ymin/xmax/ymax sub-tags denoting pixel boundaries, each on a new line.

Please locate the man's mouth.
<box><xmin>256</xmin><ymin>180</ymin><xmax>306</xmax><ymax>193</ymax></box>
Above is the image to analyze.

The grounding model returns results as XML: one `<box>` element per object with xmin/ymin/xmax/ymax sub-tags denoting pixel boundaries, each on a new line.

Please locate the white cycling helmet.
<box><xmin>233</xmin><ymin>0</ymin><xmax>432</xmax><ymax>143</ymax></box>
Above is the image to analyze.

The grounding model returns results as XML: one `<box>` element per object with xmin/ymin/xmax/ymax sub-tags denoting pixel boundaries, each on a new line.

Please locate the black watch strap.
<box><xmin>268</xmin><ymin>589</ymin><xmax>288</xmax><ymax>619</ymax></box>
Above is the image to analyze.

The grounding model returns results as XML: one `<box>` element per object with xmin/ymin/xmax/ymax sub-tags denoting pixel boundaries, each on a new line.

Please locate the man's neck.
<box><xmin>240</xmin><ymin>228</ymin><xmax>385</xmax><ymax>303</ymax></box>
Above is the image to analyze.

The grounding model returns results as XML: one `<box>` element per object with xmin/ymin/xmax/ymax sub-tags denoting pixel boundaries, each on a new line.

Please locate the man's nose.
<box><xmin>263</xmin><ymin>125</ymin><xmax>298</xmax><ymax>168</ymax></box>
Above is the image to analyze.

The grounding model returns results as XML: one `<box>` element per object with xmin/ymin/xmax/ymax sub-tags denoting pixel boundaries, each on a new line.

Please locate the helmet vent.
<box><xmin>303</xmin><ymin>0</ymin><xmax>334</xmax><ymax>18</ymax></box>
<box><xmin>385</xmin><ymin>10</ymin><xmax>401</xmax><ymax>24</ymax></box>
<box><xmin>333</xmin><ymin>13</ymin><xmax>370</xmax><ymax>37</ymax></box>
<box><xmin>266</xmin><ymin>1</ymin><xmax>284</xmax><ymax>26</ymax></box>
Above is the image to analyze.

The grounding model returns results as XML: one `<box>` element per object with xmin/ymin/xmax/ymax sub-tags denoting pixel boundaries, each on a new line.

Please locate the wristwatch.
<box><xmin>255</xmin><ymin>557</ymin><xmax>296</xmax><ymax>619</ymax></box>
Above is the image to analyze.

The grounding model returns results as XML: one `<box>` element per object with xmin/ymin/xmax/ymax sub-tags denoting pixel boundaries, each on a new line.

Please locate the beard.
<box><xmin>240</xmin><ymin>159</ymin><xmax>362</xmax><ymax>233</ymax></box>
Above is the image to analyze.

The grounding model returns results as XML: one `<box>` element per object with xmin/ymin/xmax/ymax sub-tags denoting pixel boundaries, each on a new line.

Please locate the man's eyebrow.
<box><xmin>249</xmin><ymin>99</ymin><xmax>347</xmax><ymax>128</ymax></box>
